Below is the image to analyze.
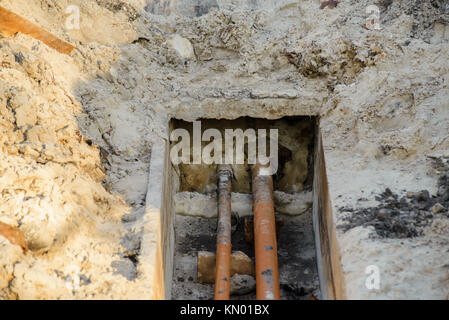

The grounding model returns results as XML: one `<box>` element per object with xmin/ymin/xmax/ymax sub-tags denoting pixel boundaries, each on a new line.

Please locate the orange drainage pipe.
<box><xmin>252</xmin><ymin>164</ymin><xmax>280</xmax><ymax>300</ymax></box>
<box><xmin>214</xmin><ymin>165</ymin><xmax>233</xmax><ymax>300</ymax></box>
<box><xmin>0</xmin><ymin>6</ymin><xmax>75</xmax><ymax>54</ymax></box>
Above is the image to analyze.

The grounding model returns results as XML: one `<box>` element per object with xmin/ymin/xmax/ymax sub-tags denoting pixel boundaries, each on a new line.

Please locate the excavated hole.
<box><xmin>170</xmin><ymin>116</ymin><xmax>322</xmax><ymax>300</ymax></box>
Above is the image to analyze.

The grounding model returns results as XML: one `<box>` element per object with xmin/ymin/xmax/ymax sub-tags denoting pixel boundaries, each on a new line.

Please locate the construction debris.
<box><xmin>197</xmin><ymin>251</ymin><xmax>254</xmax><ymax>284</ymax></box>
<box><xmin>0</xmin><ymin>6</ymin><xmax>74</xmax><ymax>54</ymax></box>
<box><xmin>0</xmin><ymin>222</ymin><xmax>28</xmax><ymax>254</ymax></box>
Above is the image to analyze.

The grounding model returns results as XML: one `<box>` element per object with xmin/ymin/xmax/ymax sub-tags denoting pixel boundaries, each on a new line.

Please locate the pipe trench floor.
<box><xmin>171</xmin><ymin>209</ymin><xmax>320</xmax><ymax>300</ymax></box>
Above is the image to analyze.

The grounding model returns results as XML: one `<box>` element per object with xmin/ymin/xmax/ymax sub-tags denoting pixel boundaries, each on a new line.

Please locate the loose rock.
<box><xmin>197</xmin><ymin>251</ymin><xmax>254</xmax><ymax>284</ymax></box>
<box><xmin>230</xmin><ymin>274</ymin><xmax>256</xmax><ymax>296</ymax></box>
<box><xmin>431</xmin><ymin>203</ymin><xmax>445</xmax><ymax>214</ymax></box>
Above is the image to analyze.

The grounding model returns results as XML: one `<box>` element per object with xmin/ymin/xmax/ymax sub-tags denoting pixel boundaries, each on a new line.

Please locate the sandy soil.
<box><xmin>0</xmin><ymin>0</ymin><xmax>448</xmax><ymax>299</ymax></box>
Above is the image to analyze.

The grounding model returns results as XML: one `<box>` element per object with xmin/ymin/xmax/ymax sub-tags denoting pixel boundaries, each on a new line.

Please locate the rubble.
<box><xmin>197</xmin><ymin>251</ymin><xmax>254</xmax><ymax>284</ymax></box>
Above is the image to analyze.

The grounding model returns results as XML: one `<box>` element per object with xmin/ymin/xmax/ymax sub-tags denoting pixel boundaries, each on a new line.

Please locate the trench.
<box><xmin>149</xmin><ymin>116</ymin><xmax>341</xmax><ymax>300</ymax></box>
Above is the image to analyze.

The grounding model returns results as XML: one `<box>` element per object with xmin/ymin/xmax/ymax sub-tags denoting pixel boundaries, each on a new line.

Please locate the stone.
<box><xmin>417</xmin><ymin>191</ymin><xmax>431</xmax><ymax>202</ymax></box>
<box><xmin>431</xmin><ymin>203</ymin><xmax>445</xmax><ymax>214</ymax></box>
<box><xmin>230</xmin><ymin>251</ymin><xmax>254</xmax><ymax>277</ymax></box>
<box><xmin>197</xmin><ymin>251</ymin><xmax>254</xmax><ymax>284</ymax></box>
<box><xmin>167</xmin><ymin>35</ymin><xmax>195</xmax><ymax>61</ymax></box>
<box><xmin>197</xmin><ymin>251</ymin><xmax>215</xmax><ymax>283</ymax></box>
<box><xmin>406</xmin><ymin>191</ymin><xmax>418</xmax><ymax>199</ymax></box>
<box><xmin>407</xmin><ymin>190</ymin><xmax>430</xmax><ymax>202</ymax></box>
<box><xmin>230</xmin><ymin>274</ymin><xmax>256</xmax><ymax>296</ymax></box>
<box><xmin>437</xmin><ymin>185</ymin><xmax>447</xmax><ymax>197</ymax></box>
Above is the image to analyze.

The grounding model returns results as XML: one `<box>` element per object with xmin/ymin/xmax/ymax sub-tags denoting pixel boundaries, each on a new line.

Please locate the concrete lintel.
<box><xmin>171</xmin><ymin>97</ymin><xmax>321</xmax><ymax>122</ymax></box>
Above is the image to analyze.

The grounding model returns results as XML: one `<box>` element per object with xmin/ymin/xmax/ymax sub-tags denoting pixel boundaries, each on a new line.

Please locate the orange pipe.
<box><xmin>252</xmin><ymin>164</ymin><xmax>280</xmax><ymax>300</ymax></box>
<box><xmin>214</xmin><ymin>165</ymin><xmax>233</xmax><ymax>300</ymax></box>
<box><xmin>0</xmin><ymin>7</ymin><xmax>75</xmax><ymax>54</ymax></box>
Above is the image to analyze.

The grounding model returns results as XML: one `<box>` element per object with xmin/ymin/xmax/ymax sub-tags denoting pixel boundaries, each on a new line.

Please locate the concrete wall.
<box><xmin>312</xmin><ymin>129</ymin><xmax>346</xmax><ymax>300</ymax></box>
<box><xmin>141</xmin><ymin>135</ymin><xmax>175</xmax><ymax>300</ymax></box>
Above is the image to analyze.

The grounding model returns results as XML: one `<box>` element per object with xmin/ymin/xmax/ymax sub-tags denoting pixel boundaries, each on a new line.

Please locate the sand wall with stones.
<box><xmin>0</xmin><ymin>0</ymin><xmax>448</xmax><ymax>299</ymax></box>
